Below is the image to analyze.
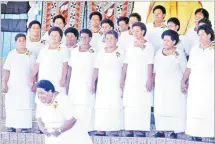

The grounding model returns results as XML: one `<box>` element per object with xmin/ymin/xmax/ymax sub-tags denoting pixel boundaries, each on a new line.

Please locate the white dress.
<box><xmin>26</xmin><ymin>37</ymin><xmax>45</xmax><ymax>58</ymax></box>
<box><xmin>36</xmin><ymin>46</ymin><xmax>69</xmax><ymax>94</ymax></box>
<box><xmin>94</xmin><ymin>48</ymin><xmax>124</xmax><ymax>131</ymax></box>
<box><xmin>117</xmin><ymin>31</ymin><xmax>135</xmax><ymax>53</ymax></box>
<box><xmin>154</xmin><ymin>48</ymin><xmax>187</xmax><ymax>133</ymax></box>
<box><xmin>123</xmin><ymin>42</ymin><xmax>154</xmax><ymax>131</ymax></box>
<box><xmin>184</xmin><ymin>27</ymin><xmax>199</xmax><ymax>55</ymax></box>
<box><xmin>96</xmin><ymin>35</ymin><xmax>106</xmax><ymax>52</ymax></box>
<box><xmin>68</xmin><ymin>47</ymin><xmax>96</xmax><ymax>131</ymax></box>
<box><xmin>90</xmin><ymin>32</ymin><xmax>102</xmax><ymax>51</ymax></box>
<box><xmin>37</xmin><ymin>94</ymin><xmax>93</xmax><ymax>144</ymax></box>
<box><xmin>145</xmin><ymin>23</ymin><xmax>167</xmax><ymax>54</ymax></box>
<box><xmin>185</xmin><ymin>45</ymin><xmax>214</xmax><ymax>137</ymax></box>
<box><xmin>3</xmin><ymin>49</ymin><xmax>36</xmax><ymax>128</ymax></box>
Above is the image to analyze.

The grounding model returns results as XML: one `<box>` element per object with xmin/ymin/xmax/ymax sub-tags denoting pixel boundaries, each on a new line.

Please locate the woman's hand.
<box><xmin>51</xmin><ymin>129</ymin><xmax>61</xmax><ymax>137</ymax></box>
<box><xmin>2</xmin><ymin>84</ymin><xmax>8</xmax><ymax>93</ymax></box>
<box><xmin>181</xmin><ymin>81</ymin><xmax>188</xmax><ymax>93</ymax></box>
<box><xmin>90</xmin><ymin>83</ymin><xmax>95</xmax><ymax>94</ymax></box>
<box><xmin>146</xmin><ymin>78</ymin><xmax>153</xmax><ymax>92</ymax></box>
<box><xmin>31</xmin><ymin>83</ymin><xmax>37</xmax><ymax>92</ymax></box>
<box><xmin>60</xmin><ymin>78</ymin><xmax>66</xmax><ymax>87</ymax></box>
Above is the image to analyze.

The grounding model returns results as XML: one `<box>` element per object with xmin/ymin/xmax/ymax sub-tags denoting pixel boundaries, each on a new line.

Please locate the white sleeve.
<box><xmin>94</xmin><ymin>51</ymin><xmax>102</xmax><ymax>69</ymax></box>
<box><xmin>36</xmin><ymin>48</ymin><xmax>45</xmax><ymax>64</ymax></box>
<box><xmin>147</xmin><ymin>44</ymin><xmax>155</xmax><ymax>64</ymax></box>
<box><xmin>186</xmin><ymin>48</ymin><xmax>195</xmax><ymax>68</ymax></box>
<box><xmin>178</xmin><ymin>50</ymin><xmax>187</xmax><ymax>73</ymax></box>
<box><xmin>61</xmin><ymin>48</ymin><xmax>70</xmax><ymax>63</ymax></box>
<box><xmin>3</xmin><ymin>51</ymin><xmax>12</xmax><ymax>70</ymax></box>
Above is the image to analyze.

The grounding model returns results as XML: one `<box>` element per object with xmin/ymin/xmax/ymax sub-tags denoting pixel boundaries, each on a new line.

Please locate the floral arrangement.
<box><xmin>116</xmin><ymin>52</ymin><xmax>120</xmax><ymax>58</ymax></box>
<box><xmin>52</xmin><ymin>101</ymin><xmax>58</xmax><ymax>109</ymax></box>
<box><xmin>26</xmin><ymin>51</ymin><xmax>32</xmax><ymax>56</ymax></box>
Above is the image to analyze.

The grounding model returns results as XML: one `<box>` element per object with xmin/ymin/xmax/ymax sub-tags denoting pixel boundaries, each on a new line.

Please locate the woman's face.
<box><xmin>66</xmin><ymin>32</ymin><xmax>77</xmax><ymax>45</ymax></box>
<box><xmin>29</xmin><ymin>24</ymin><xmax>41</xmax><ymax>37</ymax></box>
<box><xmin>129</xmin><ymin>17</ymin><xmax>139</xmax><ymax>30</ymax></box>
<box><xmin>102</xmin><ymin>23</ymin><xmax>112</xmax><ymax>34</ymax></box>
<box><xmin>80</xmin><ymin>33</ymin><xmax>91</xmax><ymax>45</ymax></box>
<box><xmin>132</xmin><ymin>26</ymin><xmax>145</xmax><ymax>39</ymax></box>
<box><xmin>16</xmin><ymin>37</ymin><xmax>26</xmax><ymax>49</ymax></box>
<box><xmin>198</xmin><ymin>29</ymin><xmax>211</xmax><ymax>44</ymax></box>
<box><xmin>54</xmin><ymin>18</ymin><xmax>65</xmax><ymax>29</ymax></box>
<box><xmin>153</xmin><ymin>9</ymin><xmax>165</xmax><ymax>22</ymax></box>
<box><xmin>195</xmin><ymin>12</ymin><xmax>204</xmax><ymax>25</ymax></box>
<box><xmin>167</xmin><ymin>22</ymin><xmax>179</xmax><ymax>32</ymax></box>
<box><xmin>91</xmin><ymin>15</ymin><xmax>101</xmax><ymax>27</ymax></box>
<box><xmin>37</xmin><ymin>88</ymin><xmax>53</xmax><ymax>104</ymax></box>
<box><xmin>105</xmin><ymin>34</ymin><xmax>117</xmax><ymax>48</ymax></box>
<box><xmin>163</xmin><ymin>35</ymin><xmax>175</xmax><ymax>49</ymax></box>
<box><xmin>49</xmin><ymin>31</ymin><xmax>61</xmax><ymax>44</ymax></box>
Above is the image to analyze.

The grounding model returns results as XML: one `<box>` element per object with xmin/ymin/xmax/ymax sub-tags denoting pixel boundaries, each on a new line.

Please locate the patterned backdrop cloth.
<box><xmin>41</xmin><ymin>1</ymin><xmax>85</xmax><ymax>35</ymax></box>
<box><xmin>87</xmin><ymin>1</ymin><xmax>134</xmax><ymax>32</ymax></box>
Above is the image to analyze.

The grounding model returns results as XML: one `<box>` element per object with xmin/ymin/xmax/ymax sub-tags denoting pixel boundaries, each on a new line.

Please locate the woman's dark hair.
<box><xmin>80</xmin><ymin>29</ymin><xmax>93</xmax><ymax>38</ymax></box>
<box><xmin>15</xmin><ymin>33</ymin><xmax>26</xmax><ymax>41</ymax></box>
<box><xmin>105</xmin><ymin>30</ymin><xmax>119</xmax><ymax>40</ymax></box>
<box><xmin>53</xmin><ymin>15</ymin><xmax>66</xmax><ymax>25</ymax></box>
<box><xmin>101</xmin><ymin>19</ymin><xmax>114</xmax><ymax>29</ymax></box>
<box><xmin>153</xmin><ymin>5</ymin><xmax>166</xmax><ymax>14</ymax></box>
<box><xmin>198</xmin><ymin>18</ymin><xmax>212</xmax><ymax>28</ymax></box>
<box><xmin>129</xmin><ymin>13</ymin><xmax>141</xmax><ymax>22</ymax></box>
<box><xmin>197</xmin><ymin>24</ymin><xmax>215</xmax><ymax>41</ymax></box>
<box><xmin>48</xmin><ymin>26</ymin><xmax>63</xmax><ymax>38</ymax></box>
<box><xmin>28</xmin><ymin>20</ymin><xmax>41</xmax><ymax>29</ymax></box>
<box><xmin>89</xmin><ymin>11</ymin><xmax>102</xmax><ymax>21</ymax></box>
<box><xmin>132</xmin><ymin>22</ymin><xmax>147</xmax><ymax>36</ymax></box>
<box><xmin>161</xmin><ymin>30</ymin><xmax>179</xmax><ymax>45</ymax></box>
<box><xmin>37</xmin><ymin>80</ymin><xmax>55</xmax><ymax>92</ymax></box>
<box><xmin>64</xmin><ymin>27</ymin><xmax>79</xmax><ymax>39</ymax></box>
<box><xmin>195</xmin><ymin>8</ymin><xmax>209</xmax><ymax>19</ymax></box>
<box><xmin>167</xmin><ymin>17</ymin><xmax>180</xmax><ymax>31</ymax></box>
<box><xmin>117</xmin><ymin>16</ymin><xmax>129</xmax><ymax>26</ymax></box>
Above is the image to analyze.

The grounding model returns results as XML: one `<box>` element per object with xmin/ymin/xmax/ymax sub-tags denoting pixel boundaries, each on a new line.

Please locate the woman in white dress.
<box><xmin>121</xmin><ymin>22</ymin><xmax>154</xmax><ymax>137</ymax></box>
<box><xmin>153</xmin><ymin>30</ymin><xmax>187</xmax><ymax>139</ymax></box>
<box><xmin>2</xmin><ymin>34</ymin><xmax>36</xmax><ymax>133</ymax></box>
<box><xmin>145</xmin><ymin>5</ymin><xmax>167</xmax><ymax>54</ymax></box>
<box><xmin>61</xmin><ymin>27</ymin><xmax>79</xmax><ymax>58</ymax></box>
<box><xmin>31</xmin><ymin>26</ymin><xmax>69</xmax><ymax>94</ymax></box>
<box><xmin>26</xmin><ymin>20</ymin><xmax>44</xmax><ymax>58</ymax></box>
<box><xmin>182</xmin><ymin>24</ymin><xmax>214</xmax><ymax>143</ymax></box>
<box><xmin>185</xmin><ymin>8</ymin><xmax>209</xmax><ymax>56</ymax></box>
<box><xmin>36</xmin><ymin>80</ymin><xmax>93</xmax><ymax>144</ymax></box>
<box><xmin>30</xmin><ymin>27</ymin><xmax>69</xmax><ymax>119</ymax></box>
<box><xmin>96</xmin><ymin>19</ymin><xmax>114</xmax><ymax>52</ymax></box>
<box><xmin>41</xmin><ymin>15</ymin><xmax>66</xmax><ymax>45</ymax></box>
<box><xmin>67</xmin><ymin>29</ymin><xmax>96</xmax><ymax>133</ymax></box>
<box><xmin>167</xmin><ymin>17</ymin><xmax>189</xmax><ymax>58</ymax></box>
<box><xmin>91</xmin><ymin>30</ymin><xmax>124</xmax><ymax>136</ymax></box>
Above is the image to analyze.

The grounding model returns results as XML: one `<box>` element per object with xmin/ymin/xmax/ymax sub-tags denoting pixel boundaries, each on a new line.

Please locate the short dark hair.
<box><xmin>64</xmin><ymin>27</ymin><xmax>79</xmax><ymax>39</ymax></box>
<box><xmin>80</xmin><ymin>29</ymin><xmax>93</xmax><ymax>38</ymax></box>
<box><xmin>132</xmin><ymin>22</ymin><xmax>147</xmax><ymax>36</ymax></box>
<box><xmin>167</xmin><ymin>17</ymin><xmax>180</xmax><ymax>31</ymax></box>
<box><xmin>37</xmin><ymin>80</ymin><xmax>56</xmax><ymax>92</ymax></box>
<box><xmin>101</xmin><ymin>19</ymin><xmax>114</xmax><ymax>29</ymax></box>
<box><xmin>53</xmin><ymin>15</ymin><xmax>66</xmax><ymax>25</ymax></box>
<box><xmin>198</xmin><ymin>18</ymin><xmax>212</xmax><ymax>27</ymax></box>
<box><xmin>48</xmin><ymin>26</ymin><xmax>63</xmax><ymax>38</ymax></box>
<box><xmin>195</xmin><ymin>8</ymin><xmax>209</xmax><ymax>19</ymax></box>
<box><xmin>197</xmin><ymin>24</ymin><xmax>215</xmax><ymax>41</ymax></box>
<box><xmin>129</xmin><ymin>13</ymin><xmax>141</xmax><ymax>22</ymax></box>
<box><xmin>117</xmin><ymin>16</ymin><xmax>129</xmax><ymax>26</ymax></box>
<box><xmin>28</xmin><ymin>20</ymin><xmax>41</xmax><ymax>29</ymax></box>
<box><xmin>89</xmin><ymin>11</ymin><xmax>102</xmax><ymax>21</ymax></box>
<box><xmin>153</xmin><ymin>5</ymin><xmax>166</xmax><ymax>14</ymax></box>
<box><xmin>161</xmin><ymin>30</ymin><xmax>179</xmax><ymax>45</ymax></box>
<box><xmin>105</xmin><ymin>30</ymin><xmax>119</xmax><ymax>40</ymax></box>
<box><xmin>15</xmin><ymin>33</ymin><xmax>26</xmax><ymax>41</ymax></box>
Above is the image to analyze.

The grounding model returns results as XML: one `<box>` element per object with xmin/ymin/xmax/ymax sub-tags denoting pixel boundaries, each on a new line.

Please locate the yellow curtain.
<box><xmin>146</xmin><ymin>2</ymin><xmax>202</xmax><ymax>35</ymax></box>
